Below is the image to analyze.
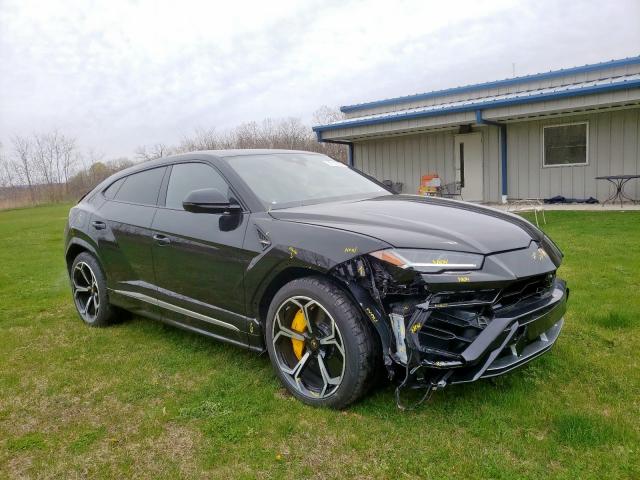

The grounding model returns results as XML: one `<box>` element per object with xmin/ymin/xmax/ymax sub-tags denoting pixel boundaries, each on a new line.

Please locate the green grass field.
<box><xmin>1</xmin><ymin>204</ymin><xmax>639</xmax><ymax>479</ymax></box>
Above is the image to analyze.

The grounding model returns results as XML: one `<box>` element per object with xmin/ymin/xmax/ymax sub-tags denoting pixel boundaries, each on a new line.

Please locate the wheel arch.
<box><xmin>257</xmin><ymin>266</ymin><xmax>333</xmax><ymax>329</ymax></box>
<box><xmin>65</xmin><ymin>238</ymin><xmax>100</xmax><ymax>273</ymax></box>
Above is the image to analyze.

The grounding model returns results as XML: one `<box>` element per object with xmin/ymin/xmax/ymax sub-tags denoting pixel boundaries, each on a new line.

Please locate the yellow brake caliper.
<box><xmin>291</xmin><ymin>309</ymin><xmax>306</xmax><ymax>360</ymax></box>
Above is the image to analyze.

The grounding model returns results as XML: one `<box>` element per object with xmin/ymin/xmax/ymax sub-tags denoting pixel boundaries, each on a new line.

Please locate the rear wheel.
<box><xmin>265</xmin><ymin>276</ymin><xmax>378</xmax><ymax>409</ymax></box>
<box><xmin>70</xmin><ymin>252</ymin><xmax>118</xmax><ymax>327</ymax></box>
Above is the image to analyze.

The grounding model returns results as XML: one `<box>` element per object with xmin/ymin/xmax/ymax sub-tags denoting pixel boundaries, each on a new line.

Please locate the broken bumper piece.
<box><xmin>403</xmin><ymin>278</ymin><xmax>568</xmax><ymax>386</ymax></box>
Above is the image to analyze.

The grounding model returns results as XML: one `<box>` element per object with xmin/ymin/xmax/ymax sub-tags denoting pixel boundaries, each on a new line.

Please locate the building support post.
<box><xmin>315</xmin><ymin>131</ymin><xmax>355</xmax><ymax>167</ymax></box>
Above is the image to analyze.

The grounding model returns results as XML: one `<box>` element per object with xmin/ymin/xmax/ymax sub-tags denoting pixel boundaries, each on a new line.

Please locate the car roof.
<box><xmin>111</xmin><ymin>149</ymin><xmax>324</xmax><ymax>177</ymax></box>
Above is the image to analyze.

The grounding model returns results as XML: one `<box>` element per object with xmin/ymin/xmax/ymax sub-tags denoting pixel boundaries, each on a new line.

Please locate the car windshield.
<box><xmin>225</xmin><ymin>153</ymin><xmax>390</xmax><ymax>209</ymax></box>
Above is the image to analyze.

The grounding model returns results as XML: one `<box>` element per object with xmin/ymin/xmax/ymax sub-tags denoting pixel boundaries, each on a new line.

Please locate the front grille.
<box><xmin>407</xmin><ymin>272</ymin><xmax>556</xmax><ymax>361</ymax></box>
<box><xmin>416</xmin><ymin>306</ymin><xmax>489</xmax><ymax>358</ymax></box>
<box><xmin>494</xmin><ymin>273</ymin><xmax>555</xmax><ymax>310</ymax></box>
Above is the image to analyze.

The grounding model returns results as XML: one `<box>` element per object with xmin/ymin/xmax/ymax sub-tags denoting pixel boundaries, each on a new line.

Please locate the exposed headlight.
<box><xmin>369</xmin><ymin>249</ymin><xmax>483</xmax><ymax>273</ymax></box>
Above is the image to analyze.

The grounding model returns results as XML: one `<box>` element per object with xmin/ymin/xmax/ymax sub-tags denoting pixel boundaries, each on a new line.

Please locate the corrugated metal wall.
<box><xmin>352</xmin><ymin>107</ymin><xmax>640</xmax><ymax>202</ymax></box>
<box><xmin>506</xmin><ymin>108</ymin><xmax>640</xmax><ymax>201</ymax></box>
<box><xmin>353</xmin><ymin>127</ymin><xmax>502</xmax><ymax>202</ymax></box>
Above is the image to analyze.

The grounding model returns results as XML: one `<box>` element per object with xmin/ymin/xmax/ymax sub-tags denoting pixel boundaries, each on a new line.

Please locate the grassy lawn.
<box><xmin>1</xmin><ymin>204</ymin><xmax>639</xmax><ymax>479</ymax></box>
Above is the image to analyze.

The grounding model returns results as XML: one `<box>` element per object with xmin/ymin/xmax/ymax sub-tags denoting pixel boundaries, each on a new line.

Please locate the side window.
<box><xmin>103</xmin><ymin>178</ymin><xmax>125</xmax><ymax>200</ymax></box>
<box><xmin>114</xmin><ymin>167</ymin><xmax>166</xmax><ymax>205</ymax></box>
<box><xmin>165</xmin><ymin>163</ymin><xmax>231</xmax><ymax>210</ymax></box>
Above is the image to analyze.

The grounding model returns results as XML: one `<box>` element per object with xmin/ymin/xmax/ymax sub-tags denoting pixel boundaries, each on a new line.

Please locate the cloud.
<box><xmin>1</xmin><ymin>0</ymin><xmax>639</xmax><ymax>157</ymax></box>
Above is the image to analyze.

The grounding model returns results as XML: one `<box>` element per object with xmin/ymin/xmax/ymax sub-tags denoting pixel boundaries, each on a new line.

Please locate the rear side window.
<box><xmin>165</xmin><ymin>163</ymin><xmax>230</xmax><ymax>210</ymax></box>
<box><xmin>114</xmin><ymin>167</ymin><xmax>166</xmax><ymax>205</ymax></box>
<box><xmin>103</xmin><ymin>178</ymin><xmax>125</xmax><ymax>199</ymax></box>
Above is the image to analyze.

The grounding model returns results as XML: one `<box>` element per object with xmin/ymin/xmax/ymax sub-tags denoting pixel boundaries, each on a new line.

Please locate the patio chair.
<box><xmin>382</xmin><ymin>180</ymin><xmax>403</xmax><ymax>194</ymax></box>
<box><xmin>440</xmin><ymin>181</ymin><xmax>463</xmax><ymax>200</ymax></box>
<box><xmin>506</xmin><ymin>198</ymin><xmax>547</xmax><ymax>227</ymax></box>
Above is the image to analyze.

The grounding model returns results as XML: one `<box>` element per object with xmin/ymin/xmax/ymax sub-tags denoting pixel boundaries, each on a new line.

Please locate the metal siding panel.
<box><xmin>419</xmin><ymin>134</ymin><xmax>428</xmax><ymax>187</ymax></box>
<box><xmin>444</xmin><ymin>132</ymin><xmax>454</xmax><ymax>184</ymax></box>
<box><xmin>507</xmin><ymin>124</ymin><xmax>520</xmax><ymax>199</ymax></box>
<box><xmin>528</xmin><ymin>123</ymin><xmax>541</xmax><ymax>199</ymax></box>
<box><xmin>622</xmin><ymin>109</ymin><xmax>639</xmax><ymax>199</ymax></box>
<box><xmin>397</xmin><ymin>139</ymin><xmax>405</xmax><ymax>186</ymax></box>
<box><xmin>583</xmin><ymin>114</ymin><xmax>598</xmax><ymax>198</ymax></box>
<box><xmin>538</xmin><ymin>121</ymin><xmax>551</xmax><ymax>199</ymax></box>
<box><xmin>481</xmin><ymin>126</ymin><xmax>499</xmax><ymax>202</ymax></box>
<box><xmin>572</xmin><ymin>156</ymin><xmax>586</xmax><ymax>198</ymax></box>
<box><xmin>517</xmin><ymin>124</ymin><xmax>530</xmax><ymax>198</ymax></box>
<box><xmin>546</xmin><ymin>121</ymin><xmax>562</xmax><ymax>198</ymax></box>
<box><xmin>490</xmin><ymin>127</ymin><xmax>501</xmax><ymax>202</ymax></box>
<box><xmin>410</xmin><ymin>135</ymin><xmax>420</xmax><ymax>194</ymax></box>
<box><xmin>596</xmin><ymin>112</ymin><xmax>612</xmax><ymax>199</ymax></box>
<box><xmin>353</xmin><ymin>143</ymin><xmax>362</xmax><ymax>170</ymax></box>
<box><xmin>382</xmin><ymin>140</ymin><xmax>390</xmax><ymax>181</ymax></box>
<box><xmin>376</xmin><ymin>141</ymin><xmax>384</xmax><ymax>181</ymax></box>
<box><xmin>481</xmin><ymin>128</ymin><xmax>491</xmax><ymax>201</ymax></box>
<box><xmin>358</xmin><ymin>143</ymin><xmax>368</xmax><ymax>174</ymax></box>
<box><xmin>436</xmin><ymin>134</ymin><xmax>445</xmax><ymax>185</ymax></box>
<box><xmin>561</xmin><ymin>166</ymin><xmax>572</xmax><ymax>197</ymax></box>
<box><xmin>610</xmin><ymin>112</ymin><xmax>625</xmax><ymax>180</ymax></box>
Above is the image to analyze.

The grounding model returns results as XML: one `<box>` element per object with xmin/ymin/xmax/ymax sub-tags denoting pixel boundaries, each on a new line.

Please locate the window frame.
<box><xmin>157</xmin><ymin>160</ymin><xmax>249</xmax><ymax>213</ymax></box>
<box><xmin>101</xmin><ymin>166</ymin><xmax>168</xmax><ymax>206</ymax></box>
<box><xmin>541</xmin><ymin>121</ymin><xmax>589</xmax><ymax>168</ymax></box>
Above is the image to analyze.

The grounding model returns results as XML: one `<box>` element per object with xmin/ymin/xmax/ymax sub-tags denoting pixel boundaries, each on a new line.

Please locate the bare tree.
<box><xmin>312</xmin><ymin>106</ymin><xmax>347</xmax><ymax>162</ymax></box>
<box><xmin>11</xmin><ymin>135</ymin><xmax>36</xmax><ymax>203</ymax></box>
<box><xmin>312</xmin><ymin>105</ymin><xmax>344</xmax><ymax>125</ymax></box>
<box><xmin>178</xmin><ymin>127</ymin><xmax>219</xmax><ymax>152</ymax></box>
<box><xmin>135</xmin><ymin>143</ymin><xmax>172</xmax><ymax>161</ymax></box>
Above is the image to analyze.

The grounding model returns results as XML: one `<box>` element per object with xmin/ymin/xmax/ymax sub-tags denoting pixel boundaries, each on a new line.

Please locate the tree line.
<box><xmin>0</xmin><ymin>106</ymin><xmax>345</xmax><ymax>209</ymax></box>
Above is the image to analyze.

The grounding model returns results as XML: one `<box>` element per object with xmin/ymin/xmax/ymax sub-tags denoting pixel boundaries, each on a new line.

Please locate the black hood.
<box><xmin>269</xmin><ymin>195</ymin><xmax>542</xmax><ymax>255</ymax></box>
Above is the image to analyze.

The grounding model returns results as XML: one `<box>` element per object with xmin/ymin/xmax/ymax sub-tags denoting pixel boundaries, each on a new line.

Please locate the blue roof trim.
<box><xmin>340</xmin><ymin>55</ymin><xmax>640</xmax><ymax>113</ymax></box>
<box><xmin>314</xmin><ymin>78</ymin><xmax>640</xmax><ymax>133</ymax></box>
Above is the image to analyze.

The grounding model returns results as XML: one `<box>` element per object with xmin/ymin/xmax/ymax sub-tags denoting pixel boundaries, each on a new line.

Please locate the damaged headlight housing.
<box><xmin>369</xmin><ymin>249</ymin><xmax>483</xmax><ymax>273</ymax></box>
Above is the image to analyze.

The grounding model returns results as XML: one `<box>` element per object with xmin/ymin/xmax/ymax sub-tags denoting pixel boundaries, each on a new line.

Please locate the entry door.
<box><xmin>454</xmin><ymin>133</ymin><xmax>483</xmax><ymax>201</ymax></box>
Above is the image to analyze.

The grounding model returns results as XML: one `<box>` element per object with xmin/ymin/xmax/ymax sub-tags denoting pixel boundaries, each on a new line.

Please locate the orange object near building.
<box><xmin>418</xmin><ymin>173</ymin><xmax>441</xmax><ymax>196</ymax></box>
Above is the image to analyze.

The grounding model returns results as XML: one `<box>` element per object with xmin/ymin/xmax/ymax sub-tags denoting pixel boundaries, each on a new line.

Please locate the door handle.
<box><xmin>153</xmin><ymin>233</ymin><xmax>171</xmax><ymax>246</ymax></box>
<box><xmin>91</xmin><ymin>221</ymin><xmax>106</xmax><ymax>230</ymax></box>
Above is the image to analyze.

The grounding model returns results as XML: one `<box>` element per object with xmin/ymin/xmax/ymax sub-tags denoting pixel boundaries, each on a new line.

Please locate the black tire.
<box><xmin>70</xmin><ymin>252</ymin><xmax>119</xmax><ymax>327</ymax></box>
<box><xmin>265</xmin><ymin>276</ymin><xmax>378</xmax><ymax>409</ymax></box>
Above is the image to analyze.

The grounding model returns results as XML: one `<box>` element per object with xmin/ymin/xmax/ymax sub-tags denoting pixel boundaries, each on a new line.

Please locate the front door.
<box><xmin>150</xmin><ymin>162</ymin><xmax>251</xmax><ymax>344</ymax></box>
<box><xmin>455</xmin><ymin>133</ymin><xmax>483</xmax><ymax>201</ymax></box>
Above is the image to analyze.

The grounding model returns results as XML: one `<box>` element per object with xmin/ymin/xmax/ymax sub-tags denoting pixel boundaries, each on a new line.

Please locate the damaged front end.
<box><xmin>332</xmin><ymin>240</ymin><xmax>568</xmax><ymax>409</ymax></box>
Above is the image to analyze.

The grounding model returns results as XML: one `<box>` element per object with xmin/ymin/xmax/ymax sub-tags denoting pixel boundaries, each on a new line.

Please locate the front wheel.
<box><xmin>265</xmin><ymin>276</ymin><xmax>378</xmax><ymax>409</ymax></box>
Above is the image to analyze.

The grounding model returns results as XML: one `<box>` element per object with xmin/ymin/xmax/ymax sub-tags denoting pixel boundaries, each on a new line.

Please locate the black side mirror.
<box><xmin>182</xmin><ymin>188</ymin><xmax>242</xmax><ymax>214</ymax></box>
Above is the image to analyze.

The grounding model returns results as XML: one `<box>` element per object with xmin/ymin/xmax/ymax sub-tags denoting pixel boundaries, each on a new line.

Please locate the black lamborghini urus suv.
<box><xmin>65</xmin><ymin>150</ymin><xmax>568</xmax><ymax>408</ymax></box>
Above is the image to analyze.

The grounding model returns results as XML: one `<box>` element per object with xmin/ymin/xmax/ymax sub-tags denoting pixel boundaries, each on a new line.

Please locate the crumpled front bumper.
<box><xmin>408</xmin><ymin>279</ymin><xmax>568</xmax><ymax>385</ymax></box>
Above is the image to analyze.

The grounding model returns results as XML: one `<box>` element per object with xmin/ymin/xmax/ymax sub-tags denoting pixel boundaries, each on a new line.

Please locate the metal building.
<box><xmin>313</xmin><ymin>56</ymin><xmax>640</xmax><ymax>203</ymax></box>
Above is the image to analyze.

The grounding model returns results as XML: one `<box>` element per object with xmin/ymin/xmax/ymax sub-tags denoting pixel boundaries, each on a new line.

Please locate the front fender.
<box><xmin>244</xmin><ymin>214</ymin><xmax>391</xmax><ymax>319</ymax></box>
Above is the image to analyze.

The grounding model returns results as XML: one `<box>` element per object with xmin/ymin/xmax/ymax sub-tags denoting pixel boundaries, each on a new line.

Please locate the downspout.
<box><xmin>315</xmin><ymin>130</ymin><xmax>354</xmax><ymax>167</ymax></box>
<box><xmin>476</xmin><ymin>110</ymin><xmax>508</xmax><ymax>203</ymax></box>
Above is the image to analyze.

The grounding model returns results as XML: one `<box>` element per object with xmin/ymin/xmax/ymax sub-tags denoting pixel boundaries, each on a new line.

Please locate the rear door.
<box><xmin>95</xmin><ymin>166</ymin><xmax>167</xmax><ymax>314</ymax></box>
<box><xmin>150</xmin><ymin>162</ymin><xmax>252</xmax><ymax>344</ymax></box>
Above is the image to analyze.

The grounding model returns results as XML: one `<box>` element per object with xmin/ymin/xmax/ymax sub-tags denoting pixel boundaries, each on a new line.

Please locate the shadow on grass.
<box><xmin>587</xmin><ymin>310</ymin><xmax>635</xmax><ymax>330</ymax></box>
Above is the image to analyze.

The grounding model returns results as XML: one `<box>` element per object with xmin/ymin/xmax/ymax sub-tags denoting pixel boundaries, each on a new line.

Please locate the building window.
<box><xmin>543</xmin><ymin>122</ymin><xmax>588</xmax><ymax>167</ymax></box>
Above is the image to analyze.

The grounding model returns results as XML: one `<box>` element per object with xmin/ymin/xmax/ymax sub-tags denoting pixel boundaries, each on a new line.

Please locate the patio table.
<box><xmin>595</xmin><ymin>175</ymin><xmax>640</xmax><ymax>207</ymax></box>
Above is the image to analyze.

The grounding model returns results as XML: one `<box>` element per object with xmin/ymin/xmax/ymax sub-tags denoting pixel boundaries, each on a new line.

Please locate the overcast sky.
<box><xmin>1</xmin><ymin>0</ymin><xmax>639</xmax><ymax>158</ymax></box>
